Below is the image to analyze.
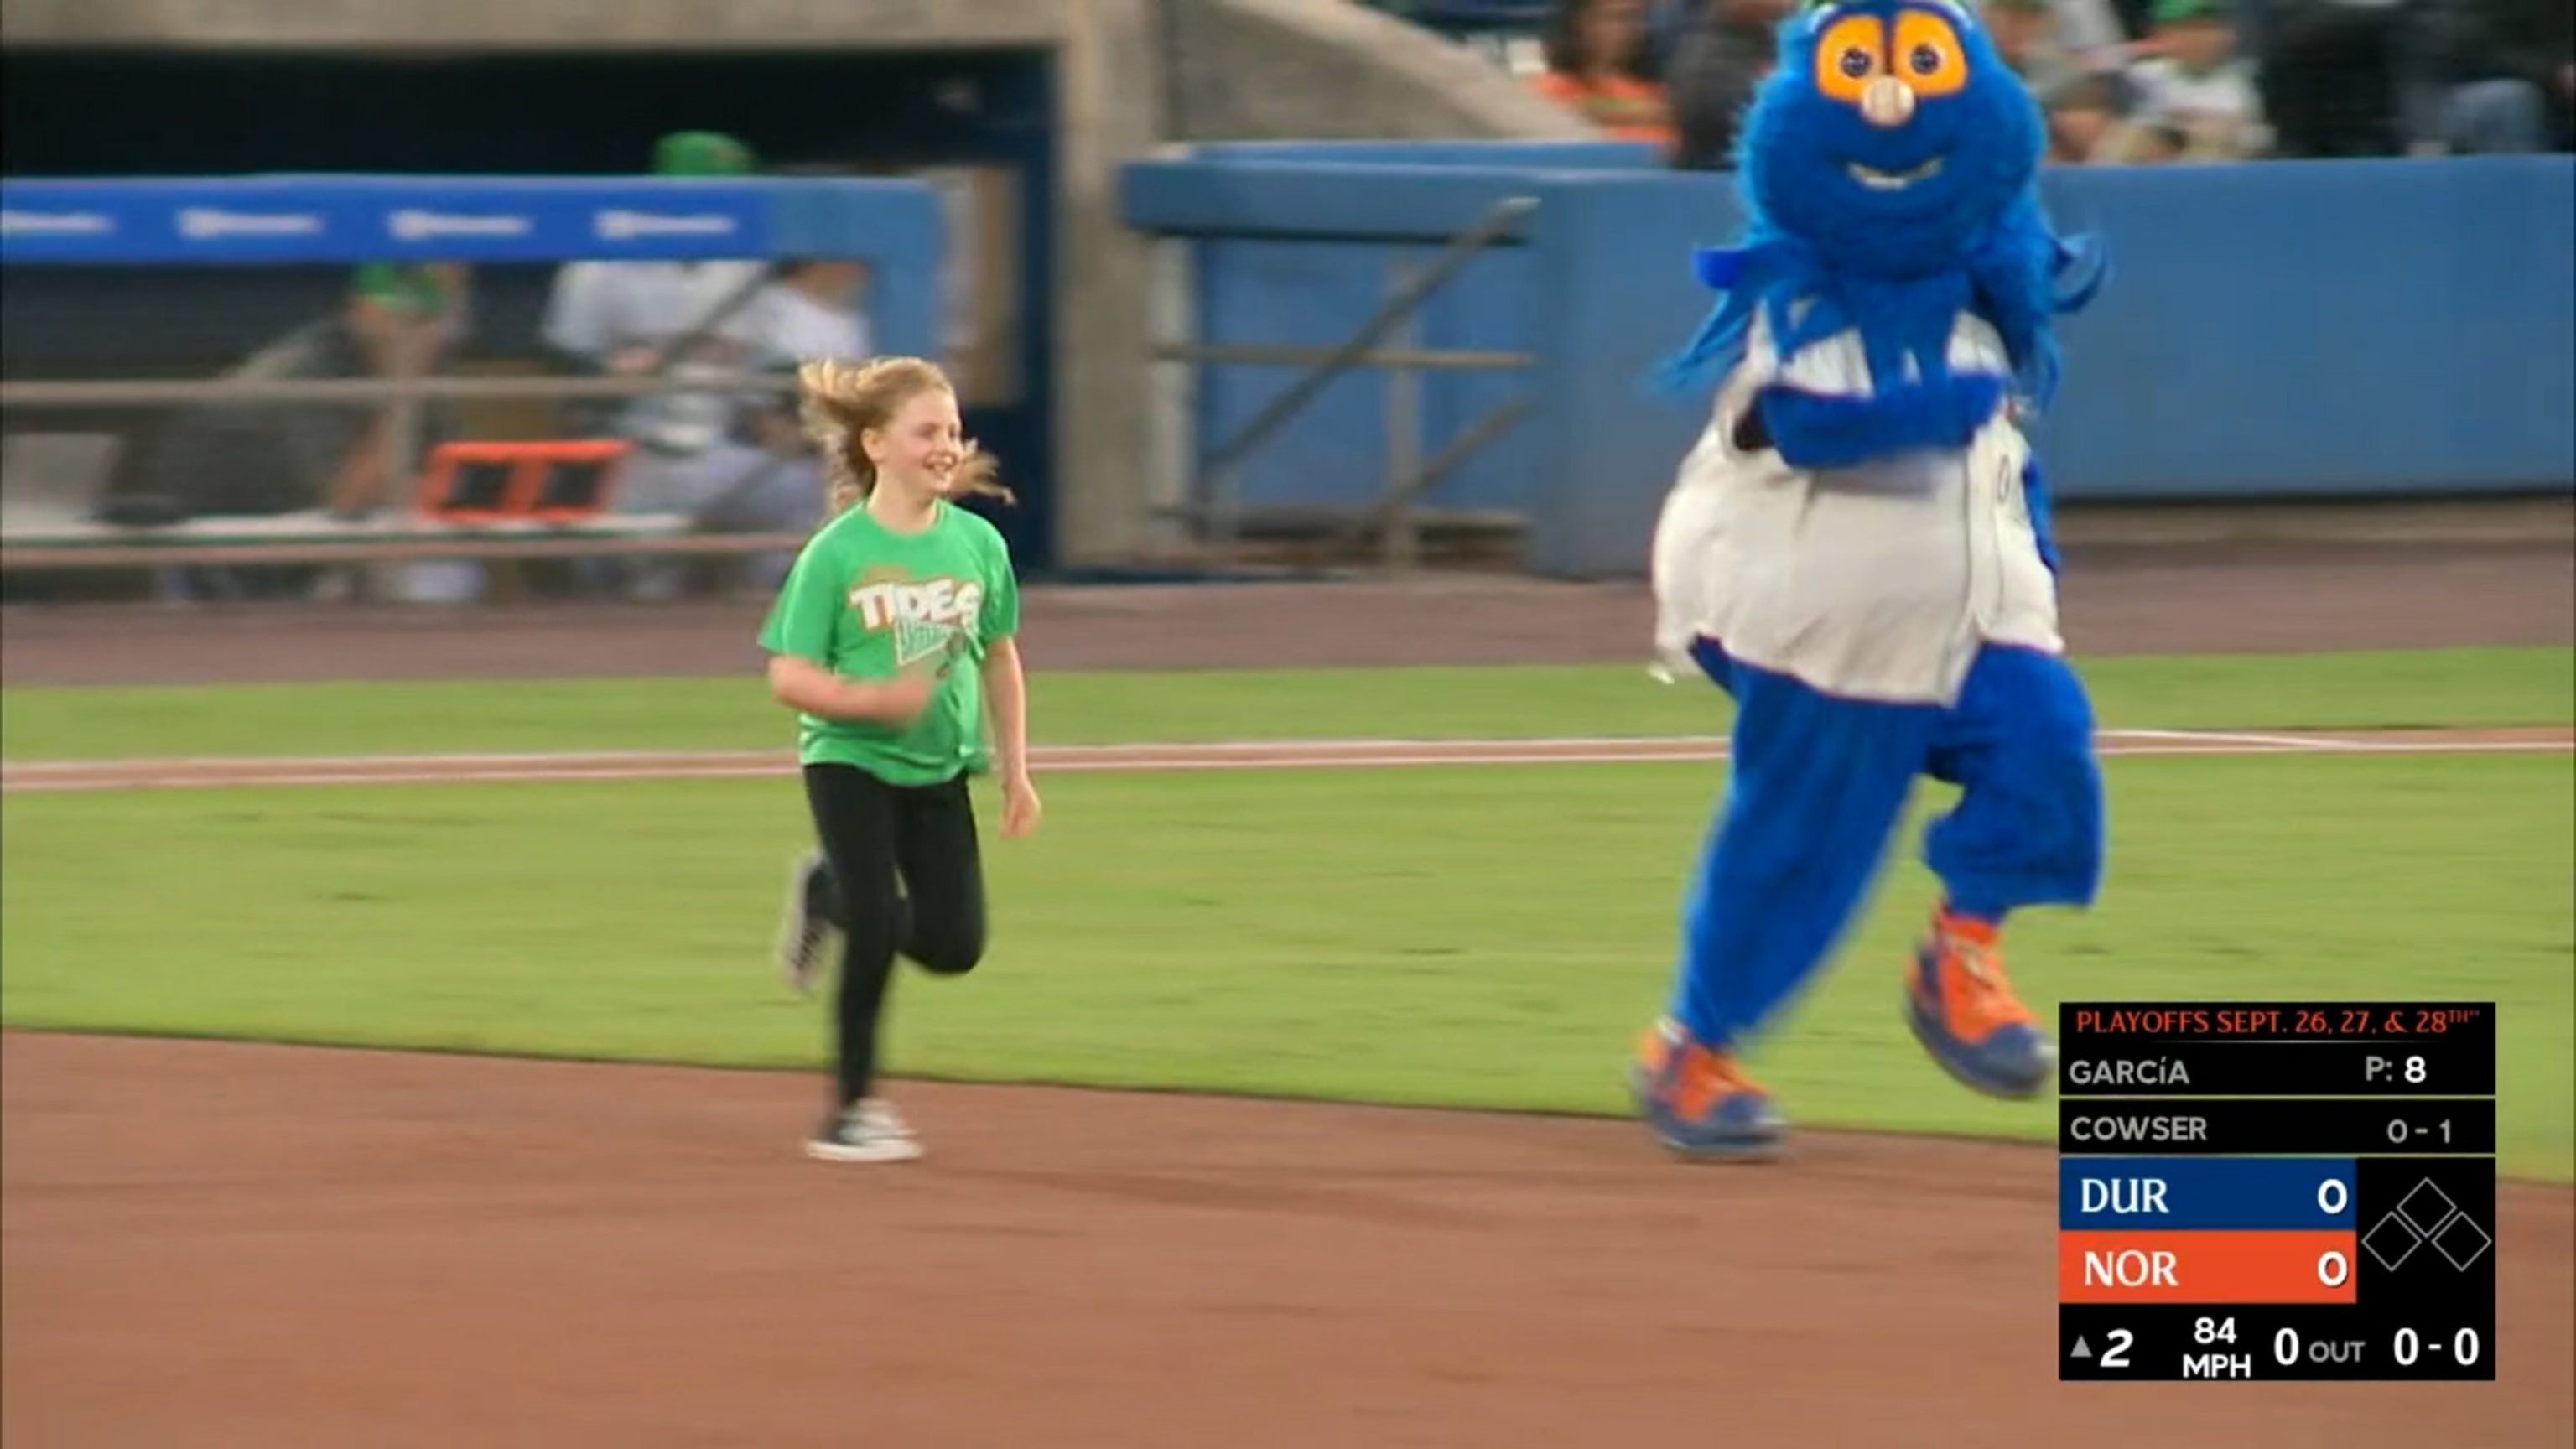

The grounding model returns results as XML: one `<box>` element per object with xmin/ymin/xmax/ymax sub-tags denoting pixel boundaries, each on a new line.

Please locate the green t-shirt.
<box><xmin>756</xmin><ymin>501</ymin><xmax>1021</xmax><ymax>784</ymax></box>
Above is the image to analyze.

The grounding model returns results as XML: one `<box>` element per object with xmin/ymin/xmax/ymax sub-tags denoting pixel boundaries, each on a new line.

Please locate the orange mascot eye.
<box><xmin>1892</xmin><ymin>12</ymin><xmax>1969</xmax><ymax>98</ymax></box>
<box><xmin>1812</xmin><ymin>16</ymin><xmax>1888</xmax><ymax>104</ymax></box>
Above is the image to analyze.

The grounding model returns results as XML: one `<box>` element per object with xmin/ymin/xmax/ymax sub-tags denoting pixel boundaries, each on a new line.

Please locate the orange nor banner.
<box><xmin>2058</xmin><ymin>1230</ymin><xmax>2360</xmax><ymax>1305</ymax></box>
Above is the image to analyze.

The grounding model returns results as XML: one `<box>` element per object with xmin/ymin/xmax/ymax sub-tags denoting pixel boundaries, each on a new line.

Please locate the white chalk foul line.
<box><xmin>0</xmin><ymin>730</ymin><xmax>2565</xmax><ymax>794</ymax></box>
<box><xmin>2104</xmin><ymin>728</ymin><xmax>2355</xmax><ymax>750</ymax></box>
<box><xmin>0</xmin><ymin>736</ymin><xmax>1723</xmax><ymax>775</ymax></box>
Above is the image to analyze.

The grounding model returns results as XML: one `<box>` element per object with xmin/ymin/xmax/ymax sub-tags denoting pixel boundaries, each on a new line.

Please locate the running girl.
<box><xmin>757</xmin><ymin>356</ymin><xmax>1041</xmax><ymax>1163</ymax></box>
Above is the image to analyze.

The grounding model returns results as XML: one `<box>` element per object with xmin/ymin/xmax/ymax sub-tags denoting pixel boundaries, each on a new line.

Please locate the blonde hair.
<box><xmin>797</xmin><ymin>356</ymin><xmax>1014</xmax><ymax>517</ymax></box>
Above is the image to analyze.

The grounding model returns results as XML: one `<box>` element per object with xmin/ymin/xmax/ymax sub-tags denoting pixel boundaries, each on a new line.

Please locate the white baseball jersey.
<box><xmin>1649</xmin><ymin>306</ymin><xmax>2063</xmax><ymax>707</ymax></box>
<box><xmin>732</xmin><ymin>282</ymin><xmax>871</xmax><ymax>370</ymax></box>
<box><xmin>540</xmin><ymin>260</ymin><xmax>771</xmax><ymax>361</ymax></box>
<box><xmin>540</xmin><ymin>260</ymin><xmax>770</xmax><ymax>453</ymax></box>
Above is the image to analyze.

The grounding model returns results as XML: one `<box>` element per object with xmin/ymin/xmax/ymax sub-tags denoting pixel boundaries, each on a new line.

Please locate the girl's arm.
<box><xmin>982</xmin><ymin>636</ymin><xmax>1041</xmax><ymax>837</ymax></box>
<box><xmin>980</xmin><ymin>636</ymin><xmax>1031</xmax><ymax>785</ymax></box>
<box><xmin>767</xmin><ymin>653</ymin><xmax>932</xmax><ymax>724</ymax></box>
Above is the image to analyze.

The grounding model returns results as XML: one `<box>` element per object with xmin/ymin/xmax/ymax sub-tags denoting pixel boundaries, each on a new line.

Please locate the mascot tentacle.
<box><xmin>1630</xmin><ymin>0</ymin><xmax>2111</xmax><ymax>1161</ymax></box>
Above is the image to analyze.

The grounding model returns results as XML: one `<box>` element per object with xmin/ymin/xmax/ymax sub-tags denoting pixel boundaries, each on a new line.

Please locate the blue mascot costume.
<box><xmin>1633</xmin><ymin>0</ymin><xmax>2110</xmax><ymax>1159</ymax></box>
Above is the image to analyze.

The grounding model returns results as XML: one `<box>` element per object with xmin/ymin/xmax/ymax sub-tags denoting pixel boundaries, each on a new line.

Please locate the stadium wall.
<box><xmin>0</xmin><ymin>0</ymin><xmax>1592</xmax><ymax>570</ymax></box>
<box><xmin>1125</xmin><ymin>148</ymin><xmax>2576</xmax><ymax>578</ymax></box>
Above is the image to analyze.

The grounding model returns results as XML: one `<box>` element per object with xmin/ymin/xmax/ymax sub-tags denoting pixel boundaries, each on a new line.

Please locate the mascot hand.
<box><xmin>1751</xmin><ymin>373</ymin><xmax>2010</xmax><ymax>470</ymax></box>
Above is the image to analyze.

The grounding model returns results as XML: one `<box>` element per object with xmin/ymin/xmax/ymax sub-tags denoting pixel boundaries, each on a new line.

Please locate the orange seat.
<box><xmin>414</xmin><ymin>439</ymin><xmax>632</xmax><ymax>525</ymax></box>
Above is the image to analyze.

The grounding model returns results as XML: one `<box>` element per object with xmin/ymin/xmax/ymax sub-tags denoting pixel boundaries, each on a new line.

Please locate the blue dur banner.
<box><xmin>0</xmin><ymin>177</ymin><xmax>778</xmax><ymax>265</ymax></box>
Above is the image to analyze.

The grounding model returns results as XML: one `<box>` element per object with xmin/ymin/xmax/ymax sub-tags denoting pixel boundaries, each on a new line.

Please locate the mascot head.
<box><xmin>1656</xmin><ymin>0</ymin><xmax>2103</xmax><ymax>410</ymax></box>
<box><xmin>1742</xmin><ymin>0</ymin><xmax>2045</xmax><ymax>278</ymax></box>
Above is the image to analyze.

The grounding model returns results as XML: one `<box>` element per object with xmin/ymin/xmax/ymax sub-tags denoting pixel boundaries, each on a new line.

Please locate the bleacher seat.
<box><xmin>413</xmin><ymin>439</ymin><xmax>631</xmax><ymax>525</ymax></box>
<box><xmin>0</xmin><ymin>433</ymin><xmax>122</xmax><ymax>538</ymax></box>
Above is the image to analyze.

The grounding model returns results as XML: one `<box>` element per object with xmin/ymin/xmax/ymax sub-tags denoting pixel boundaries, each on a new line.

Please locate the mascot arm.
<box><xmin>1748</xmin><ymin>372</ymin><xmax>2009</xmax><ymax>471</ymax></box>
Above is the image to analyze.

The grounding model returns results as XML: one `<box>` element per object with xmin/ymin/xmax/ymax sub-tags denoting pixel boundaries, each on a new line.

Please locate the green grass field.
<box><xmin>4</xmin><ymin>647</ymin><xmax>2571</xmax><ymax>1179</ymax></box>
<box><xmin>3</xmin><ymin>647</ymin><xmax>2568</xmax><ymax>759</ymax></box>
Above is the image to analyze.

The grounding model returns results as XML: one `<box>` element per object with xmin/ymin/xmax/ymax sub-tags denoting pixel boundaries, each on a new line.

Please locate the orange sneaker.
<box><xmin>1903</xmin><ymin>909</ymin><xmax>2054</xmax><ymax>1098</ymax></box>
<box><xmin>1631</xmin><ymin>1017</ymin><xmax>1786</xmax><ymax>1160</ymax></box>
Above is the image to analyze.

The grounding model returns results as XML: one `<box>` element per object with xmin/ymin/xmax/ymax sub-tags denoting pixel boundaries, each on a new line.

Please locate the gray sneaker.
<box><xmin>806</xmin><ymin>1098</ymin><xmax>925</xmax><ymax>1164</ymax></box>
<box><xmin>774</xmin><ymin>851</ymin><xmax>836</xmax><ymax>997</ymax></box>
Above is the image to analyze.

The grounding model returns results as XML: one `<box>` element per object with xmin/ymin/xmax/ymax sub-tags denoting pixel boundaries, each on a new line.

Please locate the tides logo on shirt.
<box><xmin>847</xmin><ymin>573</ymin><xmax>985</xmax><ymax>670</ymax></box>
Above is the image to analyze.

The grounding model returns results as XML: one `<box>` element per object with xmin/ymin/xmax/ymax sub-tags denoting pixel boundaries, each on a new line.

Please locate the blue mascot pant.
<box><xmin>1670</xmin><ymin>639</ymin><xmax>2106</xmax><ymax>1048</ymax></box>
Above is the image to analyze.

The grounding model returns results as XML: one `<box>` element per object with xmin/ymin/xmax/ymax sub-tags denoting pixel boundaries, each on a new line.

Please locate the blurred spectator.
<box><xmin>1665</xmin><ymin>0</ymin><xmax>1790</xmax><ymax>169</ymax></box>
<box><xmin>536</xmin><ymin>131</ymin><xmax>797</xmax><ymax>598</ymax></box>
<box><xmin>1639</xmin><ymin>0</ymin><xmax>1698</xmax><ymax>78</ymax></box>
<box><xmin>1986</xmin><ymin>0</ymin><xmax>2089</xmax><ymax>96</ymax></box>
<box><xmin>688</xmin><ymin>259</ymin><xmax>872</xmax><ymax>546</ymax></box>
<box><xmin>2037</xmin><ymin>68</ymin><xmax>2210</xmax><ymax>164</ymax></box>
<box><xmin>2412</xmin><ymin>0</ymin><xmax>2576</xmax><ymax>152</ymax></box>
<box><xmin>330</xmin><ymin>262</ymin><xmax>471</xmax><ymax>519</ymax></box>
<box><xmin>2115</xmin><ymin>112</ymin><xmax>2199</xmax><ymax>159</ymax></box>
<box><xmin>112</xmin><ymin>261</ymin><xmax>474</xmax><ymax>604</ymax></box>
<box><xmin>1995</xmin><ymin>0</ymin><xmax>2142</xmax><ymax>71</ymax></box>
<box><xmin>2101</xmin><ymin>0</ymin><xmax>2158</xmax><ymax>46</ymax></box>
<box><xmin>1667</xmin><ymin>0</ymin><xmax>2147</xmax><ymax>170</ymax></box>
<box><xmin>735</xmin><ymin>259</ymin><xmax>873</xmax><ymax>372</ymax></box>
<box><xmin>1532</xmin><ymin>0</ymin><xmax>1680</xmax><ymax>149</ymax></box>
<box><xmin>598</xmin><ymin>257</ymin><xmax>871</xmax><ymax>599</ymax></box>
<box><xmin>2042</xmin><ymin>70</ymin><xmax>2132</xmax><ymax>160</ymax></box>
<box><xmin>2260</xmin><ymin>0</ymin><xmax>2410</xmax><ymax>156</ymax></box>
<box><xmin>2124</xmin><ymin>0</ymin><xmax>2274</xmax><ymax>158</ymax></box>
<box><xmin>2057</xmin><ymin>0</ymin><xmax>2145</xmax><ymax>58</ymax></box>
<box><xmin>538</xmin><ymin>131</ymin><xmax>771</xmax><ymax>452</ymax></box>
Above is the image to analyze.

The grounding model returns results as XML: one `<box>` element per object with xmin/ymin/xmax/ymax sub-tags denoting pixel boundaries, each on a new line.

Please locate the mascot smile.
<box><xmin>1633</xmin><ymin>0</ymin><xmax>2112</xmax><ymax>1161</ymax></box>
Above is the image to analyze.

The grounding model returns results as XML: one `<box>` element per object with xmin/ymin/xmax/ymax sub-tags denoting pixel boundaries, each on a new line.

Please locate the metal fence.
<box><xmin>1149</xmin><ymin>196</ymin><xmax>1540</xmax><ymax>572</ymax></box>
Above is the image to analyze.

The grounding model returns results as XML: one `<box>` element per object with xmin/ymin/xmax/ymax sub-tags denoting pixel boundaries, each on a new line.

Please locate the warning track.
<box><xmin>3</xmin><ymin>727</ymin><xmax>2566</xmax><ymax>794</ymax></box>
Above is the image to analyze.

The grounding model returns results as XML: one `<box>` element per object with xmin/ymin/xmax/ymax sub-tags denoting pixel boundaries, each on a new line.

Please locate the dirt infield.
<box><xmin>5</xmin><ymin>535</ymin><xmax>2573</xmax><ymax>1446</ymax></box>
<box><xmin>3</xmin><ymin>536</ymin><xmax>2571</xmax><ymax>685</ymax></box>
<box><xmin>5</xmin><ymin>1033</ymin><xmax>2568</xmax><ymax>1449</ymax></box>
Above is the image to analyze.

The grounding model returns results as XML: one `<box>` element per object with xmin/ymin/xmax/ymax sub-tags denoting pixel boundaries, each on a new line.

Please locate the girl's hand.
<box><xmin>769</xmin><ymin>657</ymin><xmax>937</xmax><ymax>726</ymax></box>
<box><xmin>862</xmin><ymin>667</ymin><xmax>939</xmax><ymax>725</ymax></box>
<box><xmin>1000</xmin><ymin>772</ymin><xmax>1042</xmax><ymax>839</ymax></box>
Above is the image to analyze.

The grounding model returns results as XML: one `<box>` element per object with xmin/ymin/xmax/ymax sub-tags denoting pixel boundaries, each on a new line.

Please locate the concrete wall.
<box><xmin>1057</xmin><ymin>0</ymin><xmax>1167</xmax><ymax>568</ymax></box>
<box><xmin>0</xmin><ymin>0</ymin><xmax>1062</xmax><ymax>49</ymax></box>
<box><xmin>1159</xmin><ymin>0</ymin><xmax>1594</xmax><ymax>142</ymax></box>
<box><xmin>0</xmin><ymin>0</ymin><xmax>1595</xmax><ymax>569</ymax></box>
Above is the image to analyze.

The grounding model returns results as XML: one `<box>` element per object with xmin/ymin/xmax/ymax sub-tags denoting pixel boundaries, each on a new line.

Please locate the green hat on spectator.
<box><xmin>2152</xmin><ymin>0</ymin><xmax>2223</xmax><ymax>23</ymax></box>
<box><xmin>351</xmin><ymin>262</ymin><xmax>454</xmax><ymax>318</ymax></box>
<box><xmin>654</xmin><ymin>131</ymin><xmax>756</xmax><ymax>178</ymax></box>
<box><xmin>1986</xmin><ymin>0</ymin><xmax>2052</xmax><ymax>13</ymax></box>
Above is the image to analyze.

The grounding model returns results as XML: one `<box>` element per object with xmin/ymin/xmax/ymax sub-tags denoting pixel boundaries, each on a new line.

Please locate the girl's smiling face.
<box><xmin>865</xmin><ymin>385</ymin><xmax>965</xmax><ymax>496</ymax></box>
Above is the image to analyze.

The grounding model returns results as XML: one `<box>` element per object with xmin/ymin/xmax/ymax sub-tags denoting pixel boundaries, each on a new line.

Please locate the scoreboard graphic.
<box><xmin>2057</xmin><ymin>1001</ymin><xmax>2497</xmax><ymax>1382</ymax></box>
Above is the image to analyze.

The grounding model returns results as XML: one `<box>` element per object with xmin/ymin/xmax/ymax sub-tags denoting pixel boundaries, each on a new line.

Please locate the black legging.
<box><xmin>802</xmin><ymin>764</ymin><xmax>988</xmax><ymax>1107</ymax></box>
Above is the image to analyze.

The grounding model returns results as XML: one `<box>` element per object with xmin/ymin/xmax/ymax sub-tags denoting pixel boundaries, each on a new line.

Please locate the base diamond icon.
<box><xmin>2396</xmin><ymin>1178</ymin><xmax>2459</xmax><ymax>1238</ymax></box>
<box><xmin>2364</xmin><ymin>1211</ymin><xmax>2424</xmax><ymax>1270</ymax></box>
<box><xmin>2433</xmin><ymin>1213</ymin><xmax>2493</xmax><ymax>1270</ymax></box>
